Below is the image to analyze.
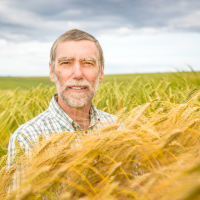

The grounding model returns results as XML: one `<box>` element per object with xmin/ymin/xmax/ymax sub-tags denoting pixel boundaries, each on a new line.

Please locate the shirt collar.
<box><xmin>48</xmin><ymin>94</ymin><xmax>100</xmax><ymax>130</ymax></box>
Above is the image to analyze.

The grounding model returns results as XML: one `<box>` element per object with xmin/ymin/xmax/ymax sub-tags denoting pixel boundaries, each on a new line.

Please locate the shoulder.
<box><xmin>9</xmin><ymin>109</ymin><xmax>52</xmax><ymax>145</ymax></box>
<box><xmin>19</xmin><ymin>108</ymin><xmax>52</xmax><ymax>130</ymax></box>
<box><xmin>7</xmin><ymin>109</ymin><xmax>54</xmax><ymax>164</ymax></box>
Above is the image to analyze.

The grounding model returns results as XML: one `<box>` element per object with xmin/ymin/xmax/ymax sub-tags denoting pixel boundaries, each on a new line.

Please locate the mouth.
<box><xmin>68</xmin><ymin>86</ymin><xmax>88</xmax><ymax>92</ymax></box>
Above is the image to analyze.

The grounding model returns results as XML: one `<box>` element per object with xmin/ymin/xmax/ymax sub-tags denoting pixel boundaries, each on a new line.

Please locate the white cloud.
<box><xmin>100</xmin><ymin>32</ymin><xmax>200</xmax><ymax>74</ymax></box>
<box><xmin>0</xmin><ymin>32</ymin><xmax>200</xmax><ymax>76</ymax></box>
<box><xmin>0</xmin><ymin>0</ymin><xmax>200</xmax><ymax>75</ymax></box>
<box><xmin>0</xmin><ymin>39</ymin><xmax>52</xmax><ymax>76</ymax></box>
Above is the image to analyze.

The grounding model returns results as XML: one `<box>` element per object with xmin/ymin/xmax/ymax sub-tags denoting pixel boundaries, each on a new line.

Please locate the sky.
<box><xmin>0</xmin><ymin>0</ymin><xmax>200</xmax><ymax>76</ymax></box>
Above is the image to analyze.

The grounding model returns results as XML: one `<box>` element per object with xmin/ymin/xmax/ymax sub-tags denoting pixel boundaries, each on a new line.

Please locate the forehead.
<box><xmin>56</xmin><ymin>40</ymin><xmax>98</xmax><ymax>60</ymax></box>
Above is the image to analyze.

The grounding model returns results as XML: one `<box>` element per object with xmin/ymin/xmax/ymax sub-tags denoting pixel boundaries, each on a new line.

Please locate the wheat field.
<box><xmin>1</xmin><ymin>72</ymin><xmax>200</xmax><ymax>199</ymax></box>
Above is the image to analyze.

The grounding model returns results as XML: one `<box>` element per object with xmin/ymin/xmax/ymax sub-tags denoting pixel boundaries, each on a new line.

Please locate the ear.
<box><xmin>49</xmin><ymin>62</ymin><xmax>55</xmax><ymax>83</ymax></box>
<box><xmin>99</xmin><ymin>65</ymin><xmax>104</xmax><ymax>83</ymax></box>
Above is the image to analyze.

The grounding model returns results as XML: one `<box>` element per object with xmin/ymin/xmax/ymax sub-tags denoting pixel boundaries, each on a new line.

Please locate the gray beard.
<box><xmin>59</xmin><ymin>89</ymin><xmax>95</xmax><ymax>108</ymax></box>
<box><xmin>54</xmin><ymin>77</ymin><xmax>99</xmax><ymax>108</ymax></box>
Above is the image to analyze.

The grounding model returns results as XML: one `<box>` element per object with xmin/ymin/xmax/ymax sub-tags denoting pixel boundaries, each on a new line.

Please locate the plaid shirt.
<box><xmin>7</xmin><ymin>94</ymin><xmax>116</xmax><ymax>191</ymax></box>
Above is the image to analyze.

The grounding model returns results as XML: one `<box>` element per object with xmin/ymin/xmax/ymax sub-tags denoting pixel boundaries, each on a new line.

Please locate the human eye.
<box><xmin>62</xmin><ymin>61</ymin><xmax>70</xmax><ymax>65</ymax></box>
<box><xmin>84</xmin><ymin>61</ymin><xmax>94</xmax><ymax>66</ymax></box>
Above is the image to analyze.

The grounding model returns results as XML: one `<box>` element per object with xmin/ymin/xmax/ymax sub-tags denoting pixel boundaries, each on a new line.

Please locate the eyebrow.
<box><xmin>58</xmin><ymin>56</ymin><xmax>74</xmax><ymax>64</ymax></box>
<box><xmin>80</xmin><ymin>57</ymin><xmax>97</xmax><ymax>64</ymax></box>
<box><xmin>57</xmin><ymin>56</ymin><xmax>97</xmax><ymax>64</ymax></box>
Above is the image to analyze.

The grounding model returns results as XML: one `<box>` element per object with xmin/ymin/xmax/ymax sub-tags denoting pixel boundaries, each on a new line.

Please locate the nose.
<box><xmin>72</xmin><ymin>60</ymin><xmax>83</xmax><ymax>80</ymax></box>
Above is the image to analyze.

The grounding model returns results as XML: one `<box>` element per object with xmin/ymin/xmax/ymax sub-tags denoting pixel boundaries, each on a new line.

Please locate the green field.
<box><xmin>2</xmin><ymin>71</ymin><xmax>200</xmax><ymax>199</ymax></box>
<box><xmin>1</xmin><ymin>71</ymin><xmax>200</xmax><ymax>90</ymax></box>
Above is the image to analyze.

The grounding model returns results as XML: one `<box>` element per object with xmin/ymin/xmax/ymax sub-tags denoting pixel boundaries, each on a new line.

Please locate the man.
<box><xmin>7</xmin><ymin>29</ymin><xmax>115</xmax><ymax>190</ymax></box>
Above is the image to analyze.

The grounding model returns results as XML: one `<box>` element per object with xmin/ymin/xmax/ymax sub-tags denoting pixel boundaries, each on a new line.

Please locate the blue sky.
<box><xmin>0</xmin><ymin>0</ymin><xmax>200</xmax><ymax>76</ymax></box>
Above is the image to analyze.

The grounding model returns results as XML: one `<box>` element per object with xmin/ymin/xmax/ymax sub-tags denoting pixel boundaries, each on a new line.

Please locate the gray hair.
<box><xmin>50</xmin><ymin>29</ymin><xmax>104</xmax><ymax>71</ymax></box>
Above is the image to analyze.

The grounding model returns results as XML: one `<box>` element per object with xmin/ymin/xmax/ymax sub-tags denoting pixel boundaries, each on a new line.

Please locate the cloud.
<box><xmin>0</xmin><ymin>0</ymin><xmax>199</xmax><ymax>42</ymax></box>
<box><xmin>1</xmin><ymin>32</ymin><xmax>200</xmax><ymax>76</ymax></box>
<box><xmin>0</xmin><ymin>0</ymin><xmax>200</xmax><ymax>76</ymax></box>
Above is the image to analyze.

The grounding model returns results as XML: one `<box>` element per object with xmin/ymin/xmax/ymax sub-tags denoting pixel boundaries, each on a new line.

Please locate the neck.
<box><xmin>57</xmin><ymin>95</ymin><xmax>91</xmax><ymax>130</ymax></box>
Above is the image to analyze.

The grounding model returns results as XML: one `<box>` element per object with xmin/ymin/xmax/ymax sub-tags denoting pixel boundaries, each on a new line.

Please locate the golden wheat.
<box><xmin>1</xmin><ymin>74</ymin><xmax>200</xmax><ymax>199</ymax></box>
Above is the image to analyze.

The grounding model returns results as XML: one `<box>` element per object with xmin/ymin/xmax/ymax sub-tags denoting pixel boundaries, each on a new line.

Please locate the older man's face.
<box><xmin>49</xmin><ymin>40</ymin><xmax>104</xmax><ymax>108</ymax></box>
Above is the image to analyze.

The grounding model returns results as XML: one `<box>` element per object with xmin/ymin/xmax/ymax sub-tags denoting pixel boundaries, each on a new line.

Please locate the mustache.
<box><xmin>63</xmin><ymin>80</ymin><xmax>92</xmax><ymax>89</ymax></box>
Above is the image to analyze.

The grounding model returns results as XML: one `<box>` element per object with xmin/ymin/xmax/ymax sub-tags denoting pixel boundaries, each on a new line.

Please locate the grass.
<box><xmin>1</xmin><ymin>71</ymin><xmax>200</xmax><ymax>90</ymax></box>
<box><xmin>1</xmin><ymin>71</ymin><xmax>200</xmax><ymax>199</ymax></box>
<box><xmin>0</xmin><ymin>77</ymin><xmax>54</xmax><ymax>90</ymax></box>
